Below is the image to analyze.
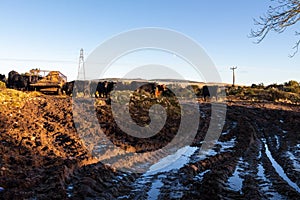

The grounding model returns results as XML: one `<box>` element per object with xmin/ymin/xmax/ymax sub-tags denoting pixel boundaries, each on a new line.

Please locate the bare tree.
<box><xmin>250</xmin><ymin>0</ymin><xmax>300</xmax><ymax>57</ymax></box>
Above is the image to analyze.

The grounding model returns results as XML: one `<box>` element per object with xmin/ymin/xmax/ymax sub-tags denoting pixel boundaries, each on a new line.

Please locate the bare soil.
<box><xmin>0</xmin><ymin>89</ymin><xmax>299</xmax><ymax>199</ymax></box>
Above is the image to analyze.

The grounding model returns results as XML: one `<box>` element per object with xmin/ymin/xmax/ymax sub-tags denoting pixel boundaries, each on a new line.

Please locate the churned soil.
<box><xmin>0</xmin><ymin>88</ymin><xmax>299</xmax><ymax>199</ymax></box>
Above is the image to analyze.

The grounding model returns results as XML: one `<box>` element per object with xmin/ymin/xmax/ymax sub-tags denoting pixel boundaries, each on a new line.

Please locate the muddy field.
<box><xmin>0</xmin><ymin>88</ymin><xmax>300</xmax><ymax>199</ymax></box>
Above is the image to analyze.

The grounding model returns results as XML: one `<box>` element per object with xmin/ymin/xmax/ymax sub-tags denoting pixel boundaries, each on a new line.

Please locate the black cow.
<box><xmin>0</xmin><ymin>74</ymin><xmax>6</xmax><ymax>85</ymax></box>
<box><xmin>74</xmin><ymin>80</ymin><xmax>90</xmax><ymax>97</ymax></box>
<box><xmin>7</xmin><ymin>70</ymin><xmax>27</xmax><ymax>90</ymax></box>
<box><xmin>202</xmin><ymin>85</ymin><xmax>218</xmax><ymax>101</ymax></box>
<box><xmin>62</xmin><ymin>81</ymin><xmax>74</xmax><ymax>96</ymax></box>
<box><xmin>136</xmin><ymin>82</ymin><xmax>157</xmax><ymax>96</ymax></box>
<box><xmin>8</xmin><ymin>71</ymin><xmax>18</xmax><ymax>89</ymax></box>
<box><xmin>89</xmin><ymin>80</ymin><xmax>98</xmax><ymax>97</ymax></box>
<box><xmin>95</xmin><ymin>81</ymin><xmax>115</xmax><ymax>98</ymax></box>
<box><xmin>63</xmin><ymin>80</ymin><xmax>91</xmax><ymax>97</ymax></box>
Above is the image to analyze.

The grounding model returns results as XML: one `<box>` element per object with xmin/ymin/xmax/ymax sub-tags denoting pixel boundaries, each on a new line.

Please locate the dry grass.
<box><xmin>0</xmin><ymin>88</ymin><xmax>44</xmax><ymax>108</ymax></box>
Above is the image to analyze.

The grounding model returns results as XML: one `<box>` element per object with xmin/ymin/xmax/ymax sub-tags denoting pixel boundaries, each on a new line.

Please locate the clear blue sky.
<box><xmin>0</xmin><ymin>0</ymin><xmax>299</xmax><ymax>85</ymax></box>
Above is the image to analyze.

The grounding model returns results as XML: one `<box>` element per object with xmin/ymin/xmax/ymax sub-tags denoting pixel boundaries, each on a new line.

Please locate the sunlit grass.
<box><xmin>0</xmin><ymin>88</ymin><xmax>44</xmax><ymax>108</ymax></box>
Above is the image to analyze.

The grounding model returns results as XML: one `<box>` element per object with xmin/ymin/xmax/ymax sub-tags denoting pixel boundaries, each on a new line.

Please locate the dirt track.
<box><xmin>0</xmin><ymin>90</ymin><xmax>300</xmax><ymax>199</ymax></box>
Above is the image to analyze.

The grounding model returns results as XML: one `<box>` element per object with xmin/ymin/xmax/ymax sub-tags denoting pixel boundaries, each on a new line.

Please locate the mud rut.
<box><xmin>0</xmin><ymin>95</ymin><xmax>299</xmax><ymax>199</ymax></box>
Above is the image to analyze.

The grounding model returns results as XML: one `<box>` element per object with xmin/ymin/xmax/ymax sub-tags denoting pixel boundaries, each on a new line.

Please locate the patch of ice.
<box><xmin>264</xmin><ymin>141</ymin><xmax>300</xmax><ymax>192</ymax></box>
<box><xmin>227</xmin><ymin>157</ymin><xmax>244</xmax><ymax>192</ymax></box>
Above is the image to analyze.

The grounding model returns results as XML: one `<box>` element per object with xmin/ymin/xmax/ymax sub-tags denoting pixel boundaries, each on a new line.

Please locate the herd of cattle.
<box><xmin>0</xmin><ymin>71</ymin><xmax>220</xmax><ymax>101</ymax></box>
<box><xmin>0</xmin><ymin>70</ymin><xmax>41</xmax><ymax>91</ymax></box>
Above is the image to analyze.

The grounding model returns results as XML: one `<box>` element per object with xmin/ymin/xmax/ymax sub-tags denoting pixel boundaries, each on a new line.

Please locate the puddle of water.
<box><xmin>146</xmin><ymin>146</ymin><xmax>198</xmax><ymax>175</ymax></box>
<box><xmin>168</xmin><ymin>180</ymin><xmax>187</xmax><ymax>199</ymax></box>
<box><xmin>274</xmin><ymin>135</ymin><xmax>280</xmax><ymax>150</ymax></box>
<box><xmin>194</xmin><ymin>138</ymin><xmax>236</xmax><ymax>162</ymax></box>
<box><xmin>132</xmin><ymin>146</ymin><xmax>198</xmax><ymax>199</ymax></box>
<box><xmin>217</xmin><ymin>138</ymin><xmax>236</xmax><ymax>152</ymax></box>
<box><xmin>263</xmin><ymin>141</ymin><xmax>300</xmax><ymax>192</ymax></box>
<box><xmin>221</xmin><ymin>122</ymin><xmax>237</xmax><ymax>136</ymax></box>
<box><xmin>286</xmin><ymin>151</ymin><xmax>300</xmax><ymax>171</ymax></box>
<box><xmin>147</xmin><ymin>176</ymin><xmax>165</xmax><ymax>200</ymax></box>
<box><xmin>117</xmin><ymin>195</ymin><xmax>130</xmax><ymax>200</ymax></box>
<box><xmin>193</xmin><ymin>169</ymin><xmax>210</xmax><ymax>182</ymax></box>
<box><xmin>227</xmin><ymin>157</ymin><xmax>244</xmax><ymax>192</ymax></box>
<box><xmin>66</xmin><ymin>184</ymin><xmax>74</xmax><ymax>198</ymax></box>
<box><xmin>196</xmin><ymin>148</ymin><xmax>217</xmax><ymax>160</ymax></box>
<box><xmin>258</xmin><ymin>150</ymin><xmax>262</xmax><ymax>160</ymax></box>
<box><xmin>257</xmin><ymin>164</ymin><xmax>282</xmax><ymax>199</ymax></box>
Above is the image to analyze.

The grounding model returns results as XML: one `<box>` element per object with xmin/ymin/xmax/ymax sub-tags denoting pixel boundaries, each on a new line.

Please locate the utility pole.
<box><xmin>230</xmin><ymin>66</ymin><xmax>237</xmax><ymax>87</ymax></box>
<box><xmin>77</xmin><ymin>48</ymin><xmax>85</xmax><ymax>80</ymax></box>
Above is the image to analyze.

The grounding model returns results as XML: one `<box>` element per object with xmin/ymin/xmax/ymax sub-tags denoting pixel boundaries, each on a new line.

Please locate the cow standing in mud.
<box><xmin>202</xmin><ymin>85</ymin><xmax>219</xmax><ymax>101</ymax></box>
<box><xmin>134</xmin><ymin>82</ymin><xmax>171</xmax><ymax>98</ymax></box>
<box><xmin>136</xmin><ymin>82</ymin><xmax>157</xmax><ymax>97</ymax></box>
<box><xmin>0</xmin><ymin>74</ymin><xmax>6</xmax><ymax>85</ymax></box>
<box><xmin>7</xmin><ymin>70</ymin><xmax>27</xmax><ymax>91</ymax></box>
<box><xmin>95</xmin><ymin>81</ymin><xmax>115</xmax><ymax>98</ymax></box>
<box><xmin>62</xmin><ymin>81</ymin><xmax>75</xmax><ymax>96</ymax></box>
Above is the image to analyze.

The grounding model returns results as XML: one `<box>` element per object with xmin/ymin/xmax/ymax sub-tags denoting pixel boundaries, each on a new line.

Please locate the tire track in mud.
<box><xmin>124</xmin><ymin>105</ymin><xmax>300</xmax><ymax>200</ymax></box>
<box><xmin>1</xmin><ymin>93</ymin><xmax>300</xmax><ymax>199</ymax></box>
